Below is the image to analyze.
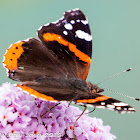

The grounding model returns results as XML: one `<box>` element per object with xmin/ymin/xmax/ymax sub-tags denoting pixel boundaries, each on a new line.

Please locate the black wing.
<box><xmin>38</xmin><ymin>8</ymin><xmax>92</xmax><ymax>80</ymax></box>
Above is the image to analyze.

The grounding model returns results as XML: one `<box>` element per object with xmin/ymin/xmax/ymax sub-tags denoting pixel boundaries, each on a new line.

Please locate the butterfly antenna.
<box><xmin>103</xmin><ymin>87</ymin><xmax>140</xmax><ymax>101</ymax></box>
<box><xmin>97</xmin><ymin>68</ymin><xmax>132</xmax><ymax>85</ymax></box>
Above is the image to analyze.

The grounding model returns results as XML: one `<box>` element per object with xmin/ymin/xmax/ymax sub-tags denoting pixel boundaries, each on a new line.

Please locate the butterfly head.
<box><xmin>87</xmin><ymin>82</ymin><xmax>104</xmax><ymax>94</ymax></box>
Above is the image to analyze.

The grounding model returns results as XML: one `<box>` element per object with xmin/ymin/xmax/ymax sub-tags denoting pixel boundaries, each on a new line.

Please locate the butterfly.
<box><xmin>3</xmin><ymin>8</ymin><xmax>136</xmax><ymax>113</ymax></box>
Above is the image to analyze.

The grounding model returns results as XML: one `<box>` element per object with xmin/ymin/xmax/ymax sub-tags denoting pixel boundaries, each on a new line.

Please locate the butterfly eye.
<box><xmin>92</xmin><ymin>89</ymin><xmax>97</xmax><ymax>94</ymax></box>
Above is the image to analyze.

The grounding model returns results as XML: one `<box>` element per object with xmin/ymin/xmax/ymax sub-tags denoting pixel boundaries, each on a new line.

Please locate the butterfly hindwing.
<box><xmin>76</xmin><ymin>93</ymin><xmax>136</xmax><ymax>113</ymax></box>
<box><xmin>19</xmin><ymin>77</ymin><xmax>88</xmax><ymax>101</ymax></box>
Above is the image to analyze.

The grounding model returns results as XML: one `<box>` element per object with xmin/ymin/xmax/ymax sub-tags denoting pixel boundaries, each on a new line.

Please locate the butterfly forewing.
<box><xmin>38</xmin><ymin>9</ymin><xmax>92</xmax><ymax>80</ymax></box>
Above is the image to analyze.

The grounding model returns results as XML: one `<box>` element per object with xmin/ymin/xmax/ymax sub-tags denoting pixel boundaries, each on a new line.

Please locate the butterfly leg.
<box><xmin>87</xmin><ymin>106</ymin><xmax>96</xmax><ymax>114</ymax></box>
<box><xmin>73</xmin><ymin>106</ymin><xmax>87</xmax><ymax>139</ymax></box>
<box><xmin>68</xmin><ymin>101</ymin><xmax>72</xmax><ymax>107</ymax></box>
<box><xmin>41</xmin><ymin>102</ymin><xmax>61</xmax><ymax>117</ymax></box>
<box><xmin>69</xmin><ymin>94</ymin><xmax>80</xmax><ymax>107</ymax></box>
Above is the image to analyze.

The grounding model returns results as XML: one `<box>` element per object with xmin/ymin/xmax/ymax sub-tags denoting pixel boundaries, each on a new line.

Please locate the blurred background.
<box><xmin>0</xmin><ymin>0</ymin><xmax>140</xmax><ymax>139</ymax></box>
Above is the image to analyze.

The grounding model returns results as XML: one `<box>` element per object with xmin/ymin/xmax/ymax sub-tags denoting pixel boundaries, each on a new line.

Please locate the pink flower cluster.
<box><xmin>0</xmin><ymin>83</ymin><xmax>116</xmax><ymax>140</ymax></box>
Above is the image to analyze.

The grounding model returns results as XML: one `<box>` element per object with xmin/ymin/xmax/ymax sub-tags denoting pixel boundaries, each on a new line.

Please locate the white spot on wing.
<box><xmin>96</xmin><ymin>106</ymin><xmax>106</xmax><ymax>109</ymax></box>
<box><xmin>75</xmin><ymin>30</ymin><xmax>92</xmax><ymax>41</ymax></box>
<box><xmin>128</xmin><ymin>108</ymin><xmax>135</xmax><ymax>111</ymax></box>
<box><xmin>76</xmin><ymin>20</ymin><xmax>80</xmax><ymax>22</ymax></box>
<box><xmin>116</xmin><ymin>107</ymin><xmax>121</xmax><ymax>110</ymax></box>
<box><xmin>64</xmin><ymin>23</ymin><xmax>73</xmax><ymax>30</ymax></box>
<box><xmin>101</xmin><ymin>102</ymin><xmax>105</xmax><ymax>105</ymax></box>
<box><xmin>63</xmin><ymin>30</ymin><xmax>68</xmax><ymax>35</ymax></box>
<box><xmin>70</xmin><ymin>20</ymin><xmax>75</xmax><ymax>24</ymax></box>
<box><xmin>81</xmin><ymin>20</ymin><xmax>88</xmax><ymax>25</ymax></box>
<box><xmin>107</xmin><ymin>104</ymin><xmax>115</xmax><ymax>109</ymax></box>
<box><xmin>113</xmin><ymin>102</ymin><xmax>128</xmax><ymax>106</ymax></box>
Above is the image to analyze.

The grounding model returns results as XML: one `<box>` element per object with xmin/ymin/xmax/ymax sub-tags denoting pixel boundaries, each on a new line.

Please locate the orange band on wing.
<box><xmin>77</xmin><ymin>96</ymin><xmax>111</xmax><ymax>103</ymax></box>
<box><xmin>3</xmin><ymin>42</ymin><xmax>24</xmax><ymax>70</ymax></box>
<box><xmin>43</xmin><ymin>33</ymin><xmax>91</xmax><ymax>63</ymax></box>
<box><xmin>17</xmin><ymin>84</ymin><xmax>57</xmax><ymax>102</ymax></box>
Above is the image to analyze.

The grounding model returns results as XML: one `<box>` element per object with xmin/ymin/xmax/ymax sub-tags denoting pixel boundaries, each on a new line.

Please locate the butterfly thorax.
<box><xmin>56</xmin><ymin>78</ymin><xmax>104</xmax><ymax>94</ymax></box>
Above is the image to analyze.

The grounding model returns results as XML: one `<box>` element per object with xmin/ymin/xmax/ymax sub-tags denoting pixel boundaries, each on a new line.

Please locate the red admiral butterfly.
<box><xmin>3</xmin><ymin>8</ymin><xmax>136</xmax><ymax>113</ymax></box>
